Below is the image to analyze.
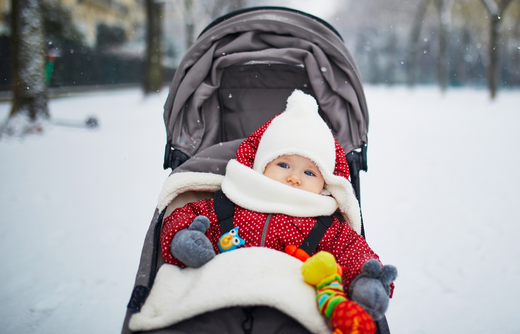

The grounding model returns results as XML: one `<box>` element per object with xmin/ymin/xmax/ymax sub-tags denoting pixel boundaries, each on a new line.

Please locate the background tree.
<box><xmin>333</xmin><ymin>0</ymin><xmax>520</xmax><ymax>95</ymax></box>
<box><xmin>144</xmin><ymin>0</ymin><xmax>164</xmax><ymax>94</ymax></box>
<box><xmin>407</xmin><ymin>0</ymin><xmax>431</xmax><ymax>86</ymax></box>
<box><xmin>480</xmin><ymin>0</ymin><xmax>515</xmax><ymax>98</ymax></box>
<box><xmin>207</xmin><ymin>0</ymin><xmax>246</xmax><ymax>19</ymax></box>
<box><xmin>433</xmin><ymin>0</ymin><xmax>454</xmax><ymax>91</ymax></box>
<box><xmin>1</xmin><ymin>0</ymin><xmax>48</xmax><ymax>137</ymax></box>
<box><xmin>96</xmin><ymin>23</ymin><xmax>127</xmax><ymax>50</ymax></box>
<box><xmin>407</xmin><ymin>0</ymin><xmax>453</xmax><ymax>90</ymax></box>
<box><xmin>184</xmin><ymin>0</ymin><xmax>195</xmax><ymax>49</ymax></box>
<box><xmin>508</xmin><ymin>16</ymin><xmax>520</xmax><ymax>85</ymax></box>
<box><xmin>182</xmin><ymin>0</ymin><xmax>247</xmax><ymax>49</ymax></box>
<box><xmin>41</xmin><ymin>0</ymin><xmax>85</xmax><ymax>46</ymax></box>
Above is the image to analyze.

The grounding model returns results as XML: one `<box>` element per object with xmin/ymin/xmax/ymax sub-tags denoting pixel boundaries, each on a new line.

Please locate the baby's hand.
<box><xmin>170</xmin><ymin>216</ymin><xmax>215</xmax><ymax>268</ymax></box>
<box><xmin>349</xmin><ymin>259</ymin><xmax>397</xmax><ymax>321</ymax></box>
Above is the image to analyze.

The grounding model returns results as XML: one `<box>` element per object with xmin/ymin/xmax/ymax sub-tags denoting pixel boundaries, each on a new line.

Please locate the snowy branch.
<box><xmin>480</xmin><ymin>0</ymin><xmax>514</xmax><ymax>16</ymax></box>
<box><xmin>480</xmin><ymin>0</ymin><xmax>500</xmax><ymax>15</ymax></box>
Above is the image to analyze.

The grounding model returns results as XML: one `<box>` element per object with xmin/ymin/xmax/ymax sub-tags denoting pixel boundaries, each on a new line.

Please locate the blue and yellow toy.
<box><xmin>218</xmin><ymin>227</ymin><xmax>245</xmax><ymax>252</ymax></box>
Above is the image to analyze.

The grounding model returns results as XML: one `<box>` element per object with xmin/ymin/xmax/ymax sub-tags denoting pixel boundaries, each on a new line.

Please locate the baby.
<box><xmin>160</xmin><ymin>90</ymin><xmax>395</xmax><ymax>321</ymax></box>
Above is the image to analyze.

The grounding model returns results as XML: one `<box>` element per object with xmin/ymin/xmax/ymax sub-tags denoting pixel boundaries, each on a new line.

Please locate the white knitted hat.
<box><xmin>253</xmin><ymin>90</ymin><xmax>336</xmax><ymax>176</ymax></box>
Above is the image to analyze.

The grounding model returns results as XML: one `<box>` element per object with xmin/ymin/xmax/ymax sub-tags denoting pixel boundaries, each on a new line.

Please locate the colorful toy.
<box><xmin>300</xmin><ymin>250</ymin><xmax>376</xmax><ymax>334</ymax></box>
<box><xmin>218</xmin><ymin>227</ymin><xmax>245</xmax><ymax>252</ymax></box>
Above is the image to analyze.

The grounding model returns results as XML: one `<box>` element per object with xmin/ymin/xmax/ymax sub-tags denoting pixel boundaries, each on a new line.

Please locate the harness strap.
<box><xmin>214</xmin><ymin>190</ymin><xmax>235</xmax><ymax>234</ymax></box>
<box><xmin>213</xmin><ymin>190</ymin><xmax>333</xmax><ymax>255</ymax></box>
<box><xmin>299</xmin><ymin>216</ymin><xmax>334</xmax><ymax>256</ymax></box>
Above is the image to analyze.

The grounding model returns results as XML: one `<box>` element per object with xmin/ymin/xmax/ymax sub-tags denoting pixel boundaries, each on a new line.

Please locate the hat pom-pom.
<box><xmin>285</xmin><ymin>89</ymin><xmax>319</xmax><ymax>116</ymax></box>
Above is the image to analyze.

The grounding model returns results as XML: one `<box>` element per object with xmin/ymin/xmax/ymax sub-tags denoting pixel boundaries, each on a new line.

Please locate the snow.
<box><xmin>1</xmin><ymin>86</ymin><xmax>519</xmax><ymax>333</ymax></box>
<box><xmin>362</xmin><ymin>86</ymin><xmax>520</xmax><ymax>333</ymax></box>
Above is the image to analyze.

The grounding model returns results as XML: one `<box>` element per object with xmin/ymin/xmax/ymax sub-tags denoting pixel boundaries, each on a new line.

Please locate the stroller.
<box><xmin>121</xmin><ymin>6</ymin><xmax>390</xmax><ymax>334</ymax></box>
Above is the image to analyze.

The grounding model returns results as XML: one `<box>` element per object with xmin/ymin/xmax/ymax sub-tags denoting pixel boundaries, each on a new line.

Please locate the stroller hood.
<box><xmin>163</xmin><ymin>7</ymin><xmax>369</xmax><ymax>164</ymax></box>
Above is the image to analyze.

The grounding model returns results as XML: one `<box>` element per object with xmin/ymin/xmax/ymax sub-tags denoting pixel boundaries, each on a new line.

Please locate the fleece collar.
<box><xmin>221</xmin><ymin>159</ymin><xmax>338</xmax><ymax>218</ymax></box>
<box><xmin>156</xmin><ymin>161</ymin><xmax>362</xmax><ymax>234</ymax></box>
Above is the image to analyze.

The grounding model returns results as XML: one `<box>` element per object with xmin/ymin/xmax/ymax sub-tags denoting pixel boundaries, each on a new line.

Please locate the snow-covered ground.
<box><xmin>1</xmin><ymin>86</ymin><xmax>519</xmax><ymax>334</ymax></box>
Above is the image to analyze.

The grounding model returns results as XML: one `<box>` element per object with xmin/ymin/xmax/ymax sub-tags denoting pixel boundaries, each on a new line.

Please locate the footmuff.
<box><xmin>129</xmin><ymin>247</ymin><xmax>331</xmax><ymax>334</ymax></box>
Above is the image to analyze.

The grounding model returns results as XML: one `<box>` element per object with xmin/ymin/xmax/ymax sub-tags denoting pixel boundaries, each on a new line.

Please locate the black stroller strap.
<box><xmin>300</xmin><ymin>216</ymin><xmax>334</xmax><ymax>256</ymax></box>
<box><xmin>213</xmin><ymin>190</ymin><xmax>332</xmax><ymax>255</ymax></box>
<box><xmin>214</xmin><ymin>190</ymin><xmax>235</xmax><ymax>233</ymax></box>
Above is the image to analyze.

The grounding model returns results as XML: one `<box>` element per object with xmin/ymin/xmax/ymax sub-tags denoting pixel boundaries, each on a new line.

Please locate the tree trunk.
<box><xmin>456</xmin><ymin>29</ymin><xmax>472</xmax><ymax>85</ymax></box>
<box><xmin>488</xmin><ymin>13</ymin><xmax>500</xmax><ymax>98</ymax></box>
<box><xmin>407</xmin><ymin>0</ymin><xmax>430</xmax><ymax>87</ymax></box>
<box><xmin>2</xmin><ymin>0</ymin><xmax>48</xmax><ymax>137</ymax></box>
<box><xmin>232</xmin><ymin>0</ymin><xmax>246</xmax><ymax>10</ymax></box>
<box><xmin>143</xmin><ymin>0</ymin><xmax>163</xmax><ymax>94</ymax></box>
<box><xmin>434</xmin><ymin>0</ymin><xmax>453</xmax><ymax>92</ymax></box>
<box><xmin>184</xmin><ymin>0</ymin><xmax>195</xmax><ymax>49</ymax></box>
<box><xmin>512</xmin><ymin>20</ymin><xmax>520</xmax><ymax>86</ymax></box>
<box><xmin>480</xmin><ymin>0</ymin><xmax>514</xmax><ymax>99</ymax></box>
<box><xmin>384</xmin><ymin>32</ymin><xmax>397</xmax><ymax>85</ymax></box>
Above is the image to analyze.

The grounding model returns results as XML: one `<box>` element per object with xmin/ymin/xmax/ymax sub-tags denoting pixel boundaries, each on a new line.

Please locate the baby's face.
<box><xmin>263</xmin><ymin>155</ymin><xmax>325</xmax><ymax>194</ymax></box>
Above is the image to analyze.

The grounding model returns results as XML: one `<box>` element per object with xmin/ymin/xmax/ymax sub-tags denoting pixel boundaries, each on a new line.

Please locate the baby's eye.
<box><xmin>278</xmin><ymin>162</ymin><xmax>289</xmax><ymax>169</ymax></box>
<box><xmin>305</xmin><ymin>171</ymin><xmax>316</xmax><ymax>177</ymax></box>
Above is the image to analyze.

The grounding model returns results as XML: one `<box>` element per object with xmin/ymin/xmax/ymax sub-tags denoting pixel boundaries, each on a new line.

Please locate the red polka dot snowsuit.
<box><xmin>160</xmin><ymin>118</ymin><xmax>381</xmax><ymax>293</ymax></box>
<box><xmin>161</xmin><ymin>200</ymin><xmax>378</xmax><ymax>292</ymax></box>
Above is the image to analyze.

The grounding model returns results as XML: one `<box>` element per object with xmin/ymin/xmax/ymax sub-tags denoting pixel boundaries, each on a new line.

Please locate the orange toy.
<box><xmin>285</xmin><ymin>245</ymin><xmax>310</xmax><ymax>262</ymax></box>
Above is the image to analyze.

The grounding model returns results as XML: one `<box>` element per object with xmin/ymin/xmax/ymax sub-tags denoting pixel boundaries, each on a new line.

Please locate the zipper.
<box><xmin>260</xmin><ymin>214</ymin><xmax>273</xmax><ymax>247</ymax></box>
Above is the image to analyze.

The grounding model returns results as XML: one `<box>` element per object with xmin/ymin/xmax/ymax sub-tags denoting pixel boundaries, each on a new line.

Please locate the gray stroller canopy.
<box><xmin>163</xmin><ymin>7</ymin><xmax>369</xmax><ymax>165</ymax></box>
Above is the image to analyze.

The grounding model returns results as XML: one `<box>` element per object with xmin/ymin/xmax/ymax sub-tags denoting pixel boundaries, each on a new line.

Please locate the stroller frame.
<box><xmin>122</xmin><ymin>6</ymin><xmax>390</xmax><ymax>334</ymax></box>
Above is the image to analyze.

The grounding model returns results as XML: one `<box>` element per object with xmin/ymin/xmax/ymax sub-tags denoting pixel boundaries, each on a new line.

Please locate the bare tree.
<box><xmin>184</xmin><ymin>0</ymin><xmax>195</xmax><ymax>49</ymax></box>
<box><xmin>407</xmin><ymin>0</ymin><xmax>453</xmax><ymax>90</ymax></box>
<box><xmin>183</xmin><ymin>0</ymin><xmax>248</xmax><ymax>49</ymax></box>
<box><xmin>480</xmin><ymin>0</ymin><xmax>515</xmax><ymax>98</ymax></box>
<box><xmin>143</xmin><ymin>0</ymin><xmax>164</xmax><ymax>94</ymax></box>
<box><xmin>208</xmin><ymin>0</ymin><xmax>246</xmax><ymax>18</ymax></box>
<box><xmin>407</xmin><ymin>0</ymin><xmax>431</xmax><ymax>86</ymax></box>
<box><xmin>511</xmin><ymin>19</ymin><xmax>520</xmax><ymax>86</ymax></box>
<box><xmin>433</xmin><ymin>0</ymin><xmax>454</xmax><ymax>91</ymax></box>
<box><xmin>1</xmin><ymin>0</ymin><xmax>48</xmax><ymax>137</ymax></box>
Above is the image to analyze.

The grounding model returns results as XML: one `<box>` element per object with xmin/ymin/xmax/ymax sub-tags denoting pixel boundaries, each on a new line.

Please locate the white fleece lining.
<box><xmin>325</xmin><ymin>179</ymin><xmax>362</xmax><ymax>235</ymax></box>
<box><xmin>157</xmin><ymin>172</ymin><xmax>224</xmax><ymax>211</ymax></box>
<box><xmin>129</xmin><ymin>247</ymin><xmax>332</xmax><ymax>334</ymax></box>
<box><xmin>222</xmin><ymin>159</ymin><xmax>338</xmax><ymax>218</ymax></box>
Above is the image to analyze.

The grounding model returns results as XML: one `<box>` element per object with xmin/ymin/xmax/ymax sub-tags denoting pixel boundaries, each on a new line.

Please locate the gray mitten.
<box><xmin>348</xmin><ymin>259</ymin><xmax>397</xmax><ymax>321</ymax></box>
<box><xmin>171</xmin><ymin>215</ymin><xmax>215</xmax><ymax>268</ymax></box>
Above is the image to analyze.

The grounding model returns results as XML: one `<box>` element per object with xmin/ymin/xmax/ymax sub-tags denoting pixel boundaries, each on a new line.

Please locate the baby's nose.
<box><xmin>287</xmin><ymin>174</ymin><xmax>301</xmax><ymax>185</ymax></box>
